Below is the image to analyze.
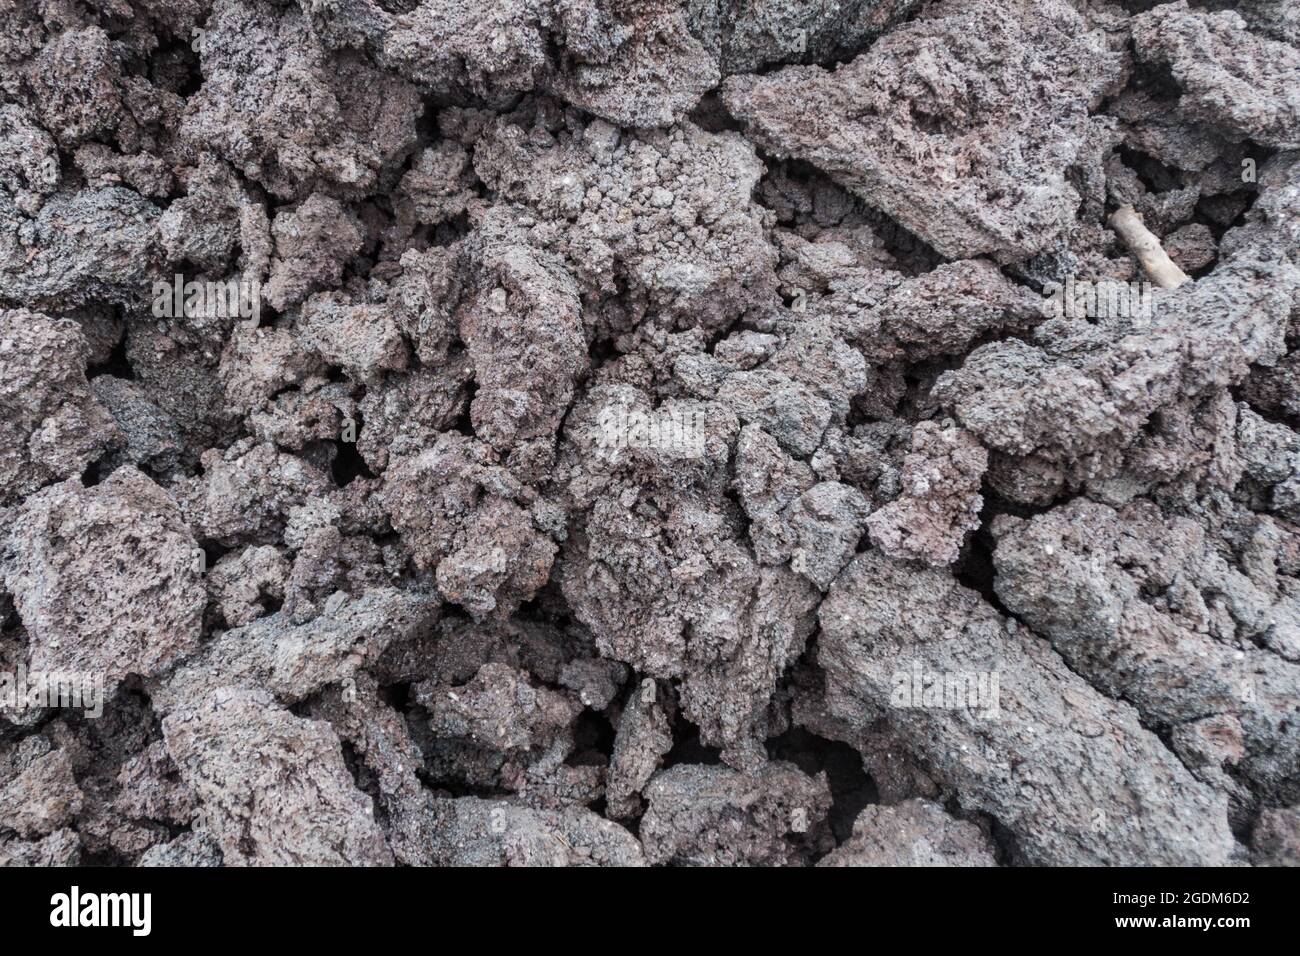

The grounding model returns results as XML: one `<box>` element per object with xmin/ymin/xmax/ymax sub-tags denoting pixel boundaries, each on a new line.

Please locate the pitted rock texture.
<box><xmin>0</xmin><ymin>0</ymin><xmax>1296</xmax><ymax>868</ymax></box>
<box><xmin>817</xmin><ymin>799</ymin><xmax>997</xmax><ymax>867</ymax></box>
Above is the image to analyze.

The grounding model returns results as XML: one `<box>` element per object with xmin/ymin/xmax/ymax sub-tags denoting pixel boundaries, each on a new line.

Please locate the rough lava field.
<box><xmin>0</xmin><ymin>0</ymin><xmax>1298</xmax><ymax>867</ymax></box>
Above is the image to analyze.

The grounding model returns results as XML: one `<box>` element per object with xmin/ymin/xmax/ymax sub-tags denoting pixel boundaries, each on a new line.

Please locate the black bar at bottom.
<box><xmin>0</xmin><ymin>865</ymin><xmax>1282</xmax><ymax>942</ymax></box>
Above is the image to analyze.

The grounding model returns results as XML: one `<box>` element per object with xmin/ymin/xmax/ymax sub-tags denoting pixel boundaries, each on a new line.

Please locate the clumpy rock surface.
<box><xmin>818</xmin><ymin>552</ymin><xmax>1237</xmax><ymax>866</ymax></box>
<box><xmin>160</xmin><ymin>687</ymin><xmax>393</xmax><ymax>866</ymax></box>
<box><xmin>0</xmin><ymin>0</ymin><xmax>1295</xmax><ymax>868</ymax></box>
<box><xmin>3</xmin><ymin>468</ymin><xmax>205</xmax><ymax>696</ymax></box>
<box><xmin>818</xmin><ymin>799</ymin><xmax>997</xmax><ymax>867</ymax></box>
<box><xmin>0</xmin><ymin>308</ymin><xmax>122</xmax><ymax>504</ymax></box>
<box><xmin>640</xmin><ymin>761</ymin><xmax>832</xmax><ymax>866</ymax></box>
<box><xmin>722</xmin><ymin>0</ymin><xmax>1125</xmax><ymax>261</ymax></box>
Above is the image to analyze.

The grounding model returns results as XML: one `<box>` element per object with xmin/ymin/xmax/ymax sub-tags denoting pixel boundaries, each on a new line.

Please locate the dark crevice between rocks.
<box><xmin>80</xmin><ymin>458</ymin><xmax>108</xmax><ymax>488</ymax></box>
<box><xmin>450</xmin><ymin>380</ymin><xmax>478</xmax><ymax>438</ymax></box>
<box><xmin>87</xmin><ymin>330</ymin><xmax>134</xmax><ymax>381</ymax></box>
<box><xmin>662</xmin><ymin>713</ymin><xmax>722</xmax><ymax>769</ymax></box>
<box><xmin>1117</xmin><ymin>144</ymin><xmax>1184</xmax><ymax>195</ymax></box>
<box><xmin>382</xmin><ymin>681</ymin><xmax>412</xmax><ymax>713</ymax></box>
<box><xmin>200</xmin><ymin>541</ymin><xmax>232</xmax><ymax>578</ymax></box>
<box><xmin>158</xmin><ymin>35</ymin><xmax>204</xmax><ymax>98</ymax></box>
<box><xmin>413</xmin><ymin>756</ymin><xmax>511</xmax><ymax>800</ymax></box>
<box><xmin>956</xmin><ymin>487</ymin><xmax>1057</xmax><ymax>619</ymax></box>
<box><xmin>514</xmin><ymin>580</ymin><xmax>577</xmax><ymax>632</ymax></box>
<box><xmin>688</xmin><ymin>91</ymin><xmax>745</xmax><ymax>134</ymax></box>
<box><xmin>1231</xmin><ymin>380</ymin><xmax>1300</xmax><ymax>433</ymax></box>
<box><xmin>585</xmin><ymin>334</ymin><xmax>621</xmax><ymax>374</ymax></box>
<box><xmin>1144</xmin><ymin>717</ymin><xmax>1208</xmax><ymax>787</ymax></box>
<box><xmin>330</xmin><ymin>430</ymin><xmax>375</xmax><ymax>487</ymax></box>
<box><xmin>766</xmin><ymin>725</ymin><xmax>876</xmax><ymax>847</ymax></box>
<box><xmin>986</xmin><ymin>814</ymin><xmax>1025</xmax><ymax>866</ymax></box>
<box><xmin>258</xmin><ymin>588</ymin><xmax>284</xmax><ymax>616</ymax></box>
<box><xmin>1196</xmin><ymin>161</ymin><xmax>1271</xmax><ymax>249</ymax></box>
<box><xmin>430</xmin><ymin>208</ymin><xmax>474</xmax><ymax>248</ymax></box>
<box><xmin>340</xmin><ymin>739</ymin><xmax>391</xmax><ymax>830</ymax></box>
<box><xmin>375</xmin><ymin>0</ymin><xmax>422</xmax><ymax>16</ymax></box>
<box><xmin>569</xmin><ymin>709</ymin><xmax>616</xmax><ymax>765</ymax></box>
<box><xmin>858</xmin><ymin>210</ymin><xmax>945</xmax><ymax>277</ymax></box>
<box><xmin>570</xmin><ymin>709</ymin><xmax>617</xmax><ymax>816</ymax></box>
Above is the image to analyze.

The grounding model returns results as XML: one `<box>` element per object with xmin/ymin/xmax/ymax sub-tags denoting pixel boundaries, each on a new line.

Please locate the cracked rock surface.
<box><xmin>0</xmin><ymin>0</ymin><xmax>1297</xmax><ymax>867</ymax></box>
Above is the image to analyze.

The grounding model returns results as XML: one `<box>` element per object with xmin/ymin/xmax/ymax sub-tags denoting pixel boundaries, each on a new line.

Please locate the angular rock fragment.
<box><xmin>934</xmin><ymin>254</ymin><xmax>1297</xmax><ymax>504</ymax></box>
<box><xmin>818</xmin><ymin>799</ymin><xmax>997</xmax><ymax>867</ymax></box>
<box><xmin>306</xmin><ymin>0</ymin><xmax>716</xmax><ymax>127</ymax></box>
<box><xmin>552</xmin><ymin>1</ymin><xmax>719</xmax><ymax>128</ymax></box>
<box><xmin>606</xmin><ymin>679</ymin><xmax>674</xmax><ymax>820</ymax></box>
<box><xmin>0</xmin><ymin>741</ymin><xmax>85</xmax><ymax>840</ymax></box>
<box><xmin>265</xmin><ymin>194</ymin><xmax>364</xmax><ymax>311</ymax></box>
<box><xmin>154</xmin><ymin>586</ymin><xmax>440</xmax><ymax>710</ymax></box>
<box><xmin>139</xmin><ymin>832</ymin><xmax>223</xmax><ymax>867</ymax></box>
<box><xmin>355</xmin><ymin>363</ymin><xmax>474</xmax><ymax>473</ymax></box>
<box><xmin>993</xmin><ymin>499</ymin><xmax>1300</xmax><ymax>803</ymax></box>
<box><xmin>640</xmin><ymin>761</ymin><xmax>831</xmax><ymax>866</ymax></box>
<box><xmin>1237</xmin><ymin>404</ymin><xmax>1300</xmax><ymax>522</ymax></box>
<box><xmin>752</xmin><ymin>480</ymin><xmax>872</xmax><ymax>590</ymax></box>
<box><xmin>178</xmin><ymin>440</ymin><xmax>333</xmax><ymax>546</ymax></box>
<box><xmin>717</xmin><ymin>370</ymin><xmax>833</xmax><ymax>459</ymax></box>
<box><xmin>0</xmin><ymin>828</ymin><xmax>82</xmax><ymax>867</ymax></box>
<box><xmin>161</xmin><ymin>687</ymin><xmax>393</xmax><ymax>866</ymax></box>
<box><xmin>423</xmin><ymin>796</ymin><xmax>644</xmax><ymax>866</ymax></box>
<box><xmin>396</xmin><ymin>142</ymin><xmax>477</xmax><ymax>227</ymax></box>
<box><xmin>458</xmin><ymin>207</ymin><xmax>588</xmax><ymax>470</ymax></box>
<box><xmin>1</xmin><ymin>187</ymin><xmax>159</xmax><ymax>308</ymax></box>
<box><xmin>206</xmin><ymin>546</ymin><xmax>290</xmax><ymax>629</ymax></box>
<box><xmin>219</xmin><ymin>326</ymin><xmax>328</xmax><ymax>429</ymax></box>
<box><xmin>23</xmin><ymin>27</ymin><xmax>124</xmax><ymax>149</ymax></box>
<box><xmin>471</xmin><ymin>108</ymin><xmax>777</xmax><ymax>334</ymax></box>
<box><xmin>558</xmin><ymin>387</ymin><xmax>820</xmax><ymax>768</ymax></box>
<box><xmin>0</xmin><ymin>104</ymin><xmax>60</xmax><ymax>217</ymax></box>
<box><xmin>90</xmin><ymin>376</ymin><xmax>184</xmax><ymax>477</ymax></box>
<box><xmin>866</xmin><ymin>421</ymin><xmax>986</xmax><ymax>567</ymax></box>
<box><xmin>1252</xmin><ymin>806</ymin><xmax>1300</xmax><ymax>866</ymax></box>
<box><xmin>2</xmin><ymin>468</ymin><xmax>204</xmax><ymax>695</ymax></box>
<box><xmin>723</xmin><ymin>0</ymin><xmax>1124</xmax><ymax>261</ymax></box>
<box><xmin>819</xmin><ymin>260</ymin><xmax>1043</xmax><ymax>364</ymax></box>
<box><xmin>184</xmin><ymin>0</ymin><xmax>421</xmax><ymax>200</ymax></box>
<box><xmin>126</xmin><ymin>319</ymin><xmax>241</xmax><ymax>454</ymax></box>
<box><xmin>380</xmin><ymin>434</ymin><xmax>558</xmax><ymax>618</ymax></box>
<box><xmin>301</xmin><ymin>293</ymin><xmax>409</xmax><ymax>385</ymax></box>
<box><xmin>0</xmin><ymin>309</ymin><xmax>122</xmax><ymax>504</ymax></box>
<box><xmin>818</xmin><ymin>552</ymin><xmax>1236</xmax><ymax>865</ymax></box>
<box><xmin>1132</xmin><ymin>3</ymin><xmax>1300</xmax><ymax>150</ymax></box>
<box><xmin>157</xmin><ymin>157</ymin><xmax>270</xmax><ymax>275</ymax></box>
<box><xmin>416</xmin><ymin>663</ymin><xmax>580</xmax><ymax>755</ymax></box>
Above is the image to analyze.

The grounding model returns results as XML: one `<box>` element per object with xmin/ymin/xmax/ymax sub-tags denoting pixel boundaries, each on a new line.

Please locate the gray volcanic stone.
<box><xmin>1</xmin><ymin>0</ymin><xmax>1296</xmax><ymax>869</ymax></box>
<box><xmin>2</xmin><ymin>467</ymin><xmax>205</xmax><ymax>697</ymax></box>
<box><xmin>722</xmin><ymin>0</ymin><xmax>1124</xmax><ymax>262</ymax></box>
<box><xmin>818</xmin><ymin>552</ymin><xmax>1237</xmax><ymax>866</ymax></box>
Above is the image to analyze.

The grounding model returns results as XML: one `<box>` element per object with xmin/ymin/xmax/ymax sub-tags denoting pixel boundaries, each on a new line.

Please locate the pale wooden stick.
<box><xmin>1108</xmin><ymin>204</ymin><xmax>1190</xmax><ymax>289</ymax></box>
